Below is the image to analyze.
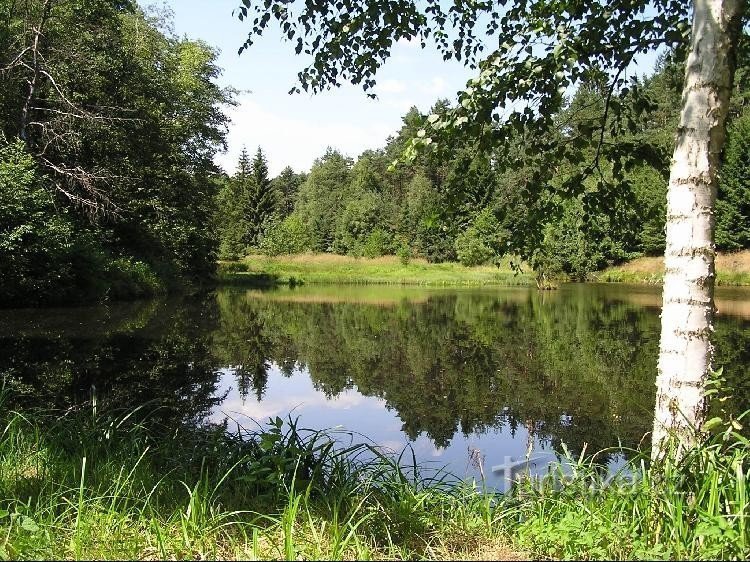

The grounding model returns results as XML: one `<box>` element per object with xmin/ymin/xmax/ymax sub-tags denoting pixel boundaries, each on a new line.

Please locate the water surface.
<box><xmin>2</xmin><ymin>283</ymin><xmax>748</xmax><ymax>489</ymax></box>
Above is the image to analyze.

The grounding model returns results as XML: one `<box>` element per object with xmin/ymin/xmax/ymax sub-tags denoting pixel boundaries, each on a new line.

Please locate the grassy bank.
<box><xmin>1</xmin><ymin>386</ymin><xmax>747</xmax><ymax>560</ymax></box>
<box><xmin>597</xmin><ymin>250</ymin><xmax>750</xmax><ymax>286</ymax></box>
<box><xmin>0</xmin><ymin>389</ymin><xmax>519</xmax><ymax>560</ymax></box>
<box><xmin>217</xmin><ymin>254</ymin><xmax>533</xmax><ymax>287</ymax></box>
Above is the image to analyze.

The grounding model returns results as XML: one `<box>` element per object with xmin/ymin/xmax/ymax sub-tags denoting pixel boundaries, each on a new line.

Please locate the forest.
<box><xmin>3</xmin><ymin>1</ymin><xmax>750</xmax><ymax>306</ymax></box>
<box><xmin>216</xmin><ymin>52</ymin><xmax>750</xmax><ymax>280</ymax></box>
<box><xmin>1</xmin><ymin>1</ymin><xmax>232</xmax><ymax>306</ymax></box>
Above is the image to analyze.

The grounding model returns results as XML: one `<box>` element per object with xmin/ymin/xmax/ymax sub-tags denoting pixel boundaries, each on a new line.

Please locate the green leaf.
<box><xmin>19</xmin><ymin>516</ymin><xmax>39</xmax><ymax>532</ymax></box>
<box><xmin>703</xmin><ymin>416</ymin><xmax>724</xmax><ymax>432</ymax></box>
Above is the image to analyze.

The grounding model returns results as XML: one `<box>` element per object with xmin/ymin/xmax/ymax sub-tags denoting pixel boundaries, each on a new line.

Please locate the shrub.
<box><xmin>105</xmin><ymin>258</ymin><xmax>164</xmax><ymax>299</ymax></box>
<box><xmin>455</xmin><ymin>228</ymin><xmax>494</xmax><ymax>266</ymax></box>
<box><xmin>261</xmin><ymin>214</ymin><xmax>312</xmax><ymax>256</ymax></box>
<box><xmin>454</xmin><ymin>208</ymin><xmax>504</xmax><ymax>266</ymax></box>
<box><xmin>362</xmin><ymin>228</ymin><xmax>391</xmax><ymax>258</ymax></box>
<box><xmin>396</xmin><ymin>239</ymin><xmax>412</xmax><ymax>265</ymax></box>
<box><xmin>218</xmin><ymin>261</ymin><xmax>250</xmax><ymax>274</ymax></box>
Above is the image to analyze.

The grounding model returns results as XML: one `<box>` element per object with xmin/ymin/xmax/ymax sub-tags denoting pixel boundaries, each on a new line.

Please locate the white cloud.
<box><xmin>419</xmin><ymin>76</ymin><xmax>448</xmax><ymax>97</ymax></box>
<box><xmin>216</xmin><ymin>389</ymin><xmax>367</xmax><ymax>422</ymax></box>
<box><xmin>382</xmin><ymin>97</ymin><xmax>419</xmax><ymax>114</ymax></box>
<box><xmin>216</xmin><ymin>94</ymin><xmax>394</xmax><ymax>177</ymax></box>
<box><xmin>378</xmin><ymin>79</ymin><xmax>407</xmax><ymax>94</ymax></box>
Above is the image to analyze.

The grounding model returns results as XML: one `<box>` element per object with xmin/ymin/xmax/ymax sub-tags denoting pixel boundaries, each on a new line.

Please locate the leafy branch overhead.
<box><xmin>236</xmin><ymin>0</ymin><xmax>690</xmax><ymax>193</ymax></box>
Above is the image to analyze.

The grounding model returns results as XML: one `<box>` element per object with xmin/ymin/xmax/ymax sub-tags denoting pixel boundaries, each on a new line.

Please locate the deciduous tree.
<box><xmin>236</xmin><ymin>0</ymin><xmax>746</xmax><ymax>457</ymax></box>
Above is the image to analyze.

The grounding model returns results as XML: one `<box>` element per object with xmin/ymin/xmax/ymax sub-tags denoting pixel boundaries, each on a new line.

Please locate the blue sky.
<box><xmin>139</xmin><ymin>1</ymin><xmax>661</xmax><ymax>177</ymax></box>
<box><xmin>139</xmin><ymin>0</ymin><xmax>473</xmax><ymax>176</ymax></box>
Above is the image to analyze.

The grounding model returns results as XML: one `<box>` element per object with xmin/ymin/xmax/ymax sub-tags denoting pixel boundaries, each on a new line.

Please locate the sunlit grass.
<box><xmin>217</xmin><ymin>253</ymin><xmax>533</xmax><ymax>287</ymax></box>
<box><xmin>1</xmin><ymin>382</ymin><xmax>747</xmax><ymax>560</ymax></box>
<box><xmin>597</xmin><ymin>250</ymin><xmax>750</xmax><ymax>286</ymax></box>
<box><xmin>0</xmin><ymin>388</ymin><xmax>520</xmax><ymax>560</ymax></box>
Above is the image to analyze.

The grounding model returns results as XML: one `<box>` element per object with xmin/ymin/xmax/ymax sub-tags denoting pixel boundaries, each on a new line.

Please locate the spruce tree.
<box><xmin>216</xmin><ymin>148</ymin><xmax>252</xmax><ymax>259</ymax></box>
<box><xmin>244</xmin><ymin>147</ymin><xmax>277</xmax><ymax>247</ymax></box>
<box><xmin>273</xmin><ymin>166</ymin><xmax>303</xmax><ymax>217</ymax></box>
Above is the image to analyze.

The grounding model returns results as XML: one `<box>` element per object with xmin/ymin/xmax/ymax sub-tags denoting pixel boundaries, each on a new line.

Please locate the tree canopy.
<box><xmin>0</xmin><ymin>1</ymin><xmax>234</xmax><ymax>304</ymax></box>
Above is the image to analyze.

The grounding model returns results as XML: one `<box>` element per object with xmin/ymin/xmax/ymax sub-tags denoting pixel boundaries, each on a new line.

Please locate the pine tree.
<box><xmin>236</xmin><ymin>147</ymin><xmax>252</xmax><ymax>184</ymax></box>
<box><xmin>244</xmin><ymin>146</ymin><xmax>277</xmax><ymax>247</ymax></box>
<box><xmin>216</xmin><ymin>148</ymin><xmax>251</xmax><ymax>259</ymax></box>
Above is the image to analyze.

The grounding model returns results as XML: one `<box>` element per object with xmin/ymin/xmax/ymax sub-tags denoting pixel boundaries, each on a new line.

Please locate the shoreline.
<box><xmin>217</xmin><ymin>254</ymin><xmax>535</xmax><ymax>287</ymax></box>
<box><xmin>218</xmin><ymin>252</ymin><xmax>750</xmax><ymax>289</ymax></box>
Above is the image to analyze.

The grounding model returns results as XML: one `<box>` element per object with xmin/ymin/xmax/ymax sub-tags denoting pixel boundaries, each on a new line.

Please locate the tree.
<box><xmin>272</xmin><ymin>165</ymin><xmax>305</xmax><ymax>217</ymax></box>
<box><xmin>716</xmin><ymin>109</ymin><xmax>750</xmax><ymax>250</ymax></box>
<box><xmin>295</xmin><ymin>148</ymin><xmax>353</xmax><ymax>252</ymax></box>
<box><xmin>216</xmin><ymin>152</ymin><xmax>248</xmax><ymax>259</ymax></box>
<box><xmin>1</xmin><ymin>2</ymin><xmax>232</xmax><ymax>300</ymax></box>
<box><xmin>244</xmin><ymin>146</ymin><xmax>277</xmax><ymax>247</ymax></box>
<box><xmin>236</xmin><ymin>0</ymin><xmax>745</xmax><ymax>457</ymax></box>
<box><xmin>652</xmin><ymin>0</ymin><xmax>743</xmax><ymax>458</ymax></box>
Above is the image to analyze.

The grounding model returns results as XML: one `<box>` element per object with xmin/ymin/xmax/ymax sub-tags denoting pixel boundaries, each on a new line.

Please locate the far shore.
<box><xmin>597</xmin><ymin>250</ymin><xmax>750</xmax><ymax>286</ymax></box>
<box><xmin>217</xmin><ymin>250</ymin><xmax>750</xmax><ymax>289</ymax></box>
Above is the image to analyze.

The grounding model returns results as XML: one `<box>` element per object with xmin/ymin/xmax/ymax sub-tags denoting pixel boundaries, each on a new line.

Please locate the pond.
<box><xmin>1</xmin><ymin>283</ymin><xmax>749</xmax><ymax>490</ymax></box>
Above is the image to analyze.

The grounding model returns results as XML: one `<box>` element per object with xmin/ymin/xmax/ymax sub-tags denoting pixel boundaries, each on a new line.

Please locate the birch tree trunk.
<box><xmin>652</xmin><ymin>0</ymin><xmax>743</xmax><ymax>460</ymax></box>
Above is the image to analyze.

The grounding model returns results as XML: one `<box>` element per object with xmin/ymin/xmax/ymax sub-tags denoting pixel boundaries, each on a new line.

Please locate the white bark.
<box><xmin>653</xmin><ymin>0</ymin><xmax>743</xmax><ymax>460</ymax></box>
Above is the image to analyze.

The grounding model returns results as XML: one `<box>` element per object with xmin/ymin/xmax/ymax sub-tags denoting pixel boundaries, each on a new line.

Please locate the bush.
<box><xmin>455</xmin><ymin>228</ymin><xmax>494</xmax><ymax>266</ymax></box>
<box><xmin>105</xmin><ymin>258</ymin><xmax>164</xmax><ymax>299</ymax></box>
<box><xmin>362</xmin><ymin>228</ymin><xmax>391</xmax><ymax>258</ymax></box>
<box><xmin>396</xmin><ymin>239</ymin><xmax>412</xmax><ymax>265</ymax></box>
<box><xmin>218</xmin><ymin>261</ymin><xmax>250</xmax><ymax>274</ymax></box>
<box><xmin>454</xmin><ymin>208</ymin><xmax>504</xmax><ymax>267</ymax></box>
<box><xmin>260</xmin><ymin>214</ymin><xmax>312</xmax><ymax>256</ymax></box>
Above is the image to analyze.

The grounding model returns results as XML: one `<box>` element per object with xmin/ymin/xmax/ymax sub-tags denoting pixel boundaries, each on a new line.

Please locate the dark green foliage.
<box><xmin>0</xmin><ymin>139</ymin><xmax>164</xmax><ymax>305</ymax></box>
<box><xmin>216</xmin><ymin>168</ymin><xmax>248</xmax><ymax>260</ymax></box>
<box><xmin>717</xmin><ymin>110</ymin><xmax>750</xmax><ymax>251</ymax></box>
<box><xmin>245</xmin><ymin>147</ymin><xmax>278</xmax><ymax>248</ymax></box>
<box><xmin>295</xmin><ymin>149</ymin><xmax>354</xmax><ymax>252</ymax></box>
<box><xmin>272</xmin><ymin>166</ymin><xmax>305</xmax><ymax>217</ymax></box>
<box><xmin>630</xmin><ymin>165</ymin><xmax>668</xmax><ymax>255</ymax></box>
<box><xmin>333</xmin><ymin>192</ymin><xmax>385</xmax><ymax>256</ymax></box>
<box><xmin>0</xmin><ymin>140</ymin><xmax>83</xmax><ymax>304</ymax></box>
<box><xmin>0</xmin><ymin>2</ymin><xmax>231</xmax><ymax>304</ymax></box>
<box><xmin>216</xmin><ymin>146</ymin><xmax>278</xmax><ymax>257</ymax></box>
<box><xmin>454</xmin><ymin>208</ymin><xmax>505</xmax><ymax>267</ymax></box>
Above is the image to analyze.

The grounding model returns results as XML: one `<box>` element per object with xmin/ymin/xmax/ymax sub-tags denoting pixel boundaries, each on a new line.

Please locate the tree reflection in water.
<box><xmin>1</xmin><ymin>284</ymin><xmax>748</xmax><ymax>467</ymax></box>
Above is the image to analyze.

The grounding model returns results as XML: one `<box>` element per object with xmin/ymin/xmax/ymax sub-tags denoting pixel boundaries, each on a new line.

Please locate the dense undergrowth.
<box><xmin>0</xmin><ymin>384</ymin><xmax>747</xmax><ymax>560</ymax></box>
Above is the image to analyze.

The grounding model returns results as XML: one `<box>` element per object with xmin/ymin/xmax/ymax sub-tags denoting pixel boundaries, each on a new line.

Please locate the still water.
<box><xmin>1</xmin><ymin>283</ymin><xmax>748</xmax><ymax>489</ymax></box>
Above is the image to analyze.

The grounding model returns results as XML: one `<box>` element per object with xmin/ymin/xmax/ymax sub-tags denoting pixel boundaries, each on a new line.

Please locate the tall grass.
<box><xmin>0</xmin><ymin>388</ymin><xmax>516</xmax><ymax>560</ymax></box>
<box><xmin>0</xmin><ymin>383</ymin><xmax>747</xmax><ymax>560</ymax></box>
<box><xmin>498</xmin><ymin>404</ymin><xmax>749</xmax><ymax>560</ymax></box>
